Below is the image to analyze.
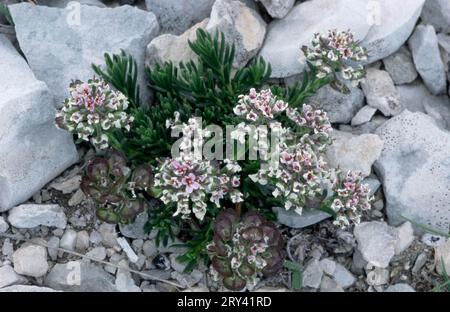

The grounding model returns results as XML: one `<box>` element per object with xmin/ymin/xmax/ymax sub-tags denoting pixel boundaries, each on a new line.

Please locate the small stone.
<box><xmin>206</xmin><ymin>0</ymin><xmax>266</xmax><ymax>69</ymax></box>
<box><xmin>302</xmin><ymin>259</ymin><xmax>323</xmax><ymax>289</ymax></box>
<box><xmin>86</xmin><ymin>247</ymin><xmax>107</xmax><ymax>261</ymax></box>
<box><xmin>49</xmin><ymin>175</ymin><xmax>81</xmax><ymax>194</ymax></box>
<box><xmin>75</xmin><ymin>230</ymin><xmax>90</xmax><ymax>252</ymax></box>
<box><xmin>118</xmin><ymin>212</ymin><xmax>149</xmax><ymax>240</ymax></box>
<box><xmin>115</xmin><ymin>260</ymin><xmax>141</xmax><ymax>292</ymax></box>
<box><xmin>171</xmin><ymin>269</ymin><xmax>203</xmax><ymax>288</ymax></box>
<box><xmin>46</xmin><ymin>237</ymin><xmax>60</xmax><ymax>261</ymax></box>
<box><xmin>434</xmin><ymin>239</ymin><xmax>450</xmax><ymax>275</ymax></box>
<box><xmin>319</xmin><ymin>275</ymin><xmax>344</xmax><ymax>292</ymax></box>
<box><xmin>333</xmin><ymin>263</ymin><xmax>356</xmax><ymax>289</ymax></box>
<box><xmin>116</xmin><ymin>237</ymin><xmax>138</xmax><ymax>263</ymax></box>
<box><xmin>421</xmin><ymin>0</ymin><xmax>450</xmax><ymax>33</ymax></box>
<box><xmin>354</xmin><ymin>221</ymin><xmax>397</xmax><ymax>268</ymax></box>
<box><xmin>0</xmin><ymin>265</ymin><xmax>26</xmax><ymax>288</ymax></box>
<box><xmin>361</xmin><ymin>68</ymin><xmax>402</xmax><ymax>116</ymax></box>
<box><xmin>132</xmin><ymin>239</ymin><xmax>144</xmax><ymax>252</ymax></box>
<box><xmin>326</xmin><ymin>130</ymin><xmax>384</xmax><ymax>178</ymax></box>
<box><xmin>366</xmin><ymin>267</ymin><xmax>390</xmax><ymax>286</ymax></box>
<box><xmin>68</xmin><ymin>189</ymin><xmax>85</xmax><ymax>207</ymax></box>
<box><xmin>8</xmin><ymin>204</ymin><xmax>67</xmax><ymax>229</ymax></box>
<box><xmin>408</xmin><ymin>24</ymin><xmax>447</xmax><ymax>95</ymax></box>
<box><xmin>89</xmin><ymin>230</ymin><xmax>103</xmax><ymax>245</ymax></box>
<box><xmin>385</xmin><ymin>283</ymin><xmax>415</xmax><ymax>292</ymax></box>
<box><xmin>142</xmin><ymin>240</ymin><xmax>158</xmax><ymax>258</ymax></box>
<box><xmin>2</xmin><ymin>239</ymin><xmax>14</xmax><ymax>257</ymax></box>
<box><xmin>273</xmin><ymin>207</ymin><xmax>330</xmax><ymax>229</ymax></box>
<box><xmin>383</xmin><ymin>46</ymin><xmax>418</xmax><ymax>85</ymax></box>
<box><xmin>0</xmin><ymin>216</ymin><xmax>9</xmax><ymax>233</ymax></box>
<box><xmin>308</xmin><ymin>83</ymin><xmax>364</xmax><ymax>124</ymax></box>
<box><xmin>44</xmin><ymin>261</ymin><xmax>116</xmax><ymax>292</ymax></box>
<box><xmin>257</xmin><ymin>0</ymin><xmax>295</xmax><ymax>19</ymax></box>
<box><xmin>319</xmin><ymin>259</ymin><xmax>336</xmax><ymax>276</ymax></box>
<box><xmin>99</xmin><ymin>223</ymin><xmax>118</xmax><ymax>248</ymax></box>
<box><xmin>60</xmin><ymin>229</ymin><xmax>77</xmax><ymax>251</ymax></box>
<box><xmin>394</xmin><ymin>222</ymin><xmax>415</xmax><ymax>255</ymax></box>
<box><xmin>351</xmin><ymin>249</ymin><xmax>368</xmax><ymax>275</ymax></box>
<box><xmin>351</xmin><ymin>106</ymin><xmax>377</xmax><ymax>126</ymax></box>
<box><xmin>145</xmin><ymin>0</ymin><xmax>214</xmax><ymax>35</ymax></box>
<box><xmin>363</xmin><ymin>176</ymin><xmax>381</xmax><ymax>196</ymax></box>
<box><xmin>412</xmin><ymin>252</ymin><xmax>428</xmax><ymax>274</ymax></box>
<box><xmin>12</xmin><ymin>245</ymin><xmax>48</xmax><ymax>277</ymax></box>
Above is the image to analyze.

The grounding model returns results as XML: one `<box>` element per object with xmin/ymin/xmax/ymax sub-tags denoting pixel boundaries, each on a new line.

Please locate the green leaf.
<box><xmin>284</xmin><ymin>260</ymin><xmax>303</xmax><ymax>290</ymax></box>
<box><xmin>0</xmin><ymin>3</ymin><xmax>14</xmax><ymax>26</ymax></box>
<box><xmin>92</xmin><ymin>50</ymin><xmax>141</xmax><ymax>108</ymax></box>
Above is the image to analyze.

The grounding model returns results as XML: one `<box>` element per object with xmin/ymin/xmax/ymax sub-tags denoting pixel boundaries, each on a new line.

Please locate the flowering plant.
<box><xmin>301</xmin><ymin>29</ymin><xmax>368</xmax><ymax>93</ymax></box>
<box><xmin>328</xmin><ymin>170</ymin><xmax>373</xmax><ymax>228</ymax></box>
<box><xmin>55</xmin><ymin>77</ymin><xmax>134</xmax><ymax>149</ymax></box>
<box><xmin>208</xmin><ymin>209</ymin><xmax>285</xmax><ymax>291</ymax></box>
<box><xmin>154</xmin><ymin>115</ymin><xmax>243</xmax><ymax>221</ymax></box>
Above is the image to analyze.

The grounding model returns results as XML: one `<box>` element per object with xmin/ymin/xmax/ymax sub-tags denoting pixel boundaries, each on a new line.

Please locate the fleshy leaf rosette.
<box><xmin>80</xmin><ymin>150</ymin><xmax>153</xmax><ymax>224</ymax></box>
<box><xmin>55</xmin><ymin>77</ymin><xmax>134</xmax><ymax>149</ymax></box>
<box><xmin>208</xmin><ymin>209</ymin><xmax>285</xmax><ymax>291</ymax></box>
<box><xmin>301</xmin><ymin>29</ymin><xmax>368</xmax><ymax>93</ymax></box>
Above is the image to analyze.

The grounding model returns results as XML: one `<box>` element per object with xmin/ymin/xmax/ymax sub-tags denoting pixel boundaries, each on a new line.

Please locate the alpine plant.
<box><xmin>55</xmin><ymin>77</ymin><xmax>134</xmax><ymax>149</ymax></box>
<box><xmin>301</xmin><ymin>29</ymin><xmax>368</xmax><ymax>93</ymax></box>
<box><xmin>233</xmin><ymin>88</ymin><xmax>371</xmax><ymax>227</ymax></box>
<box><xmin>208</xmin><ymin>209</ymin><xmax>285</xmax><ymax>291</ymax></box>
<box><xmin>154</xmin><ymin>114</ymin><xmax>243</xmax><ymax>221</ymax></box>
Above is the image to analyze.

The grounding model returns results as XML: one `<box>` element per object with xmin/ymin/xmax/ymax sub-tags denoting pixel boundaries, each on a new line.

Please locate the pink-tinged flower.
<box><xmin>231</xmin><ymin>176</ymin><xmax>240</xmax><ymax>187</ymax></box>
<box><xmin>181</xmin><ymin>173</ymin><xmax>201</xmax><ymax>194</ymax></box>
<box><xmin>246</xmin><ymin>111</ymin><xmax>258</xmax><ymax>122</ymax></box>
<box><xmin>292</xmin><ymin>161</ymin><xmax>301</xmax><ymax>172</ymax></box>
<box><xmin>280</xmin><ymin>151</ymin><xmax>294</xmax><ymax>164</ymax></box>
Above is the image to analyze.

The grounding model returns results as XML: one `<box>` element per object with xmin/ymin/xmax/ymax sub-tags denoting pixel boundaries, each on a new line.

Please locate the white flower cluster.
<box><xmin>55</xmin><ymin>78</ymin><xmax>134</xmax><ymax>149</ymax></box>
<box><xmin>234</xmin><ymin>89</ymin><xmax>371</xmax><ymax>227</ymax></box>
<box><xmin>155</xmin><ymin>115</ymin><xmax>243</xmax><ymax>221</ymax></box>
<box><xmin>330</xmin><ymin>170</ymin><xmax>373</xmax><ymax>228</ymax></box>
<box><xmin>301</xmin><ymin>29</ymin><xmax>368</xmax><ymax>84</ymax></box>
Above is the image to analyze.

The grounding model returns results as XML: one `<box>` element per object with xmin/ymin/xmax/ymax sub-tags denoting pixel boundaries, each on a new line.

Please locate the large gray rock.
<box><xmin>361</xmin><ymin>68</ymin><xmax>402</xmax><ymax>116</ymax></box>
<box><xmin>363</xmin><ymin>0</ymin><xmax>425</xmax><ymax>63</ymax></box>
<box><xmin>145</xmin><ymin>19</ymin><xmax>209</xmax><ymax>68</ymax></box>
<box><xmin>259</xmin><ymin>0</ymin><xmax>425</xmax><ymax>78</ymax></box>
<box><xmin>9</xmin><ymin>3</ymin><xmax>159</xmax><ymax>105</ymax></box>
<box><xmin>385</xmin><ymin>283</ymin><xmax>416</xmax><ymax>292</ymax></box>
<box><xmin>0</xmin><ymin>285</ymin><xmax>60</xmax><ymax>292</ymax></box>
<box><xmin>273</xmin><ymin>207</ymin><xmax>331</xmax><ymax>229</ymax></box>
<box><xmin>44</xmin><ymin>261</ymin><xmax>117</xmax><ymax>292</ymax></box>
<box><xmin>434</xmin><ymin>239</ymin><xmax>450</xmax><ymax>275</ymax></box>
<box><xmin>257</xmin><ymin>0</ymin><xmax>295</xmax><ymax>18</ymax></box>
<box><xmin>145</xmin><ymin>0</ymin><xmax>214</xmax><ymax>35</ymax></box>
<box><xmin>396</xmin><ymin>81</ymin><xmax>429</xmax><ymax>113</ymax></box>
<box><xmin>354</xmin><ymin>221</ymin><xmax>397</xmax><ymax>268</ymax></box>
<box><xmin>325</xmin><ymin>130</ymin><xmax>384</xmax><ymax>178</ymax></box>
<box><xmin>408</xmin><ymin>24</ymin><xmax>447</xmax><ymax>95</ymax></box>
<box><xmin>351</xmin><ymin>106</ymin><xmax>377</xmax><ymax>126</ymax></box>
<box><xmin>0</xmin><ymin>265</ymin><xmax>26</xmax><ymax>289</ymax></box>
<box><xmin>421</xmin><ymin>0</ymin><xmax>450</xmax><ymax>33</ymax></box>
<box><xmin>307</xmin><ymin>84</ymin><xmax>365</xmax><ymax>124</ymax></box>
<box><xmin>0</xmin><ymin>35</ymin><xmax>78</xmax><ymax>212</ymax></box>
<box><xmin>374</xmin><ymin>111</ymin><xmax>450</xmax><ymax>232</ymax></box>
<box><xmin>8</xmin><ymin>204</ymin><xmax>67</xmax><ymax>229</ymax></box>
<box><xmin>383</xmin><ymin>46</ymin><xmax>418</xmax><ymax>85</ymax></box>
<box><xmin>38</xmin><ymin>0</ymin><xmax>105</xmax><ymax>8</ymax></box>
<box><xmin>258</xmin><ymin>0</ymin><xmax>371</xmax><ymax>78</ymax></box>
<box><xmin>206</xmin><ymin>0</ymin><xmax>266</xmax><ymax>69</ymax></box>
<box><xmin>12</xmin><ymin>245</ymin><xmax>49</xmax><ymax>277</ymax></box>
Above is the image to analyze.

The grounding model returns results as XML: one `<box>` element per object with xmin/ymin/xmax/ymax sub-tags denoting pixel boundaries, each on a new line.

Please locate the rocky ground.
<box><xmin>1</xmin><ymin>0</ymin><xmax>450</xmax><ymax>292</ymax></box>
